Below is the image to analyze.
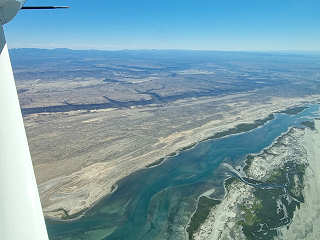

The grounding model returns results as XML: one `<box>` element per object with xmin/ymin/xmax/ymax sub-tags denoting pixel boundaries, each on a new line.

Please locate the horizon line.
<box><xmin>8</xmin><ymin>47</ymin><xmax>320</xmax><ymax>53</ymax></box>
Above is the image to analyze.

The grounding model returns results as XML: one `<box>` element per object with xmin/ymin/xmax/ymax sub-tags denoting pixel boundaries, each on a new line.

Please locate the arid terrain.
<box><xmin>11</xmin><ymin>49</ymin><xmax>320</xmax><ymax>219</ymax></box>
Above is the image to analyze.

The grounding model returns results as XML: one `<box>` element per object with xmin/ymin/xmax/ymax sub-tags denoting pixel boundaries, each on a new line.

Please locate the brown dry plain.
<box><xmin>12</xmin><ymin>49</ymin><xmax>320</xmax><ymax>219</ymax></box>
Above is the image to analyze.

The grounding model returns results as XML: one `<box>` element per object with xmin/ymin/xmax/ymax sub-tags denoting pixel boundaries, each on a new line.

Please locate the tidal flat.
<box><xmin>191</xmin><ymin>111</ymin><xmax>320</xmax><ymax>240</ymax></box>
<box><xmin>276</xmin><ymin>121</ymin><xmax>320</xmax><ymax>239</ymax></box>
<box><xmin>46</xmin><ymin>104</ymin><xmax>320</xmax><ymax>240</ymax></box>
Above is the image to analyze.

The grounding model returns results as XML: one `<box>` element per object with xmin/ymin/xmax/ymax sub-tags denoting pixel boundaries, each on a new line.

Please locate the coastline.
<box><xmin>147</xmin><ymin>113</ymin><xmax>277</xmax><ymax>170</ymax></box>
<box><xmin>40</xmin><ymin>101</ymin><xmax>315</xmax><ymax>221</ymax></box>
<box><xmin>147</xmin><ymin>104</ymin><xmax>311</xmax><ymax>171</ymax></box>
<box><xmin>44</xmin><ymin>110</ymin><xmax>274</xmax><ymax>222</ymax></box>
<box><xmin>185</xmin><ymin>125</ymin><xmax>293</xmax><ymax>239</ymax></box>
<box><xmin>188</xmin><ymin>118</ymin><xmax>317</xmax><ymax>239</ymax></box>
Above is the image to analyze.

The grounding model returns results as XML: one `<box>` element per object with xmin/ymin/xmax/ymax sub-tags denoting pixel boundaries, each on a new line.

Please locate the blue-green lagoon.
<box><xmin>47</xmin><ymin>104</ymin><xmax>320</xmax><ymax>240</ymax></box>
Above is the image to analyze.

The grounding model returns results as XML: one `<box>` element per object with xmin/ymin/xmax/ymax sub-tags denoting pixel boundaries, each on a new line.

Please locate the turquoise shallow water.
<box><xmin>47</xmin><ymin>104</ymin><xmax>320</xmax><ymax>240</ymax></box>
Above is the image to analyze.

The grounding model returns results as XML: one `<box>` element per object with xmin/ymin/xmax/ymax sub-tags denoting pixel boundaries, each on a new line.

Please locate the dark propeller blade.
<box><xmin>21</xmin><ymin>6</ymin><xmax>69</xmax><ymax>10</ymax></box>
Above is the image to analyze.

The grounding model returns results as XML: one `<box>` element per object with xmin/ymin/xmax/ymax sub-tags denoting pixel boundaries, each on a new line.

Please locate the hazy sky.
<box><xmin>4</xmin><ymin>0</ymin><xmax>320</xmax><ymax>51</ymax></box>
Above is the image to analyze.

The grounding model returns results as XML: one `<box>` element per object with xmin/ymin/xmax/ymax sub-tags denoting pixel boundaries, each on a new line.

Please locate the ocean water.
<box><xmin>47</xmin><ymin>104</ymin><xmax>320</xmax><ymax>240</ymax></box>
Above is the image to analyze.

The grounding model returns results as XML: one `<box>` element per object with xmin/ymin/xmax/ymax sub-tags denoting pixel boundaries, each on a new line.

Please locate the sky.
<box><xmin>4</xmin><ymin>0</ymin><xmax>320</xmax><ymax>51</ymax></box>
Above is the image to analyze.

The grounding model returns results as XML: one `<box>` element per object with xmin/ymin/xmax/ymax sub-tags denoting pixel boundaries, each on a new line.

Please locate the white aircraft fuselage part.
<box><xmin>0</xmin><ymin>1</ymin><xmax>49</xmax><ymax>239</ymax></box>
